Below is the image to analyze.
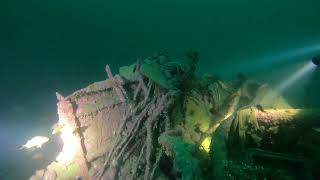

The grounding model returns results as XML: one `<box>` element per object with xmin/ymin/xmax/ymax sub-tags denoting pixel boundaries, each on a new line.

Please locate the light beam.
<box><xmin>275</xmin><ymin>61</ymin><xmax>317</xmax><ymax>93</ymax></box>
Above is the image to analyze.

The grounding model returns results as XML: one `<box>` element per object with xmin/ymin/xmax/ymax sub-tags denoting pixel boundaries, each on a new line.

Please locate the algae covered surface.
<box><xmin>22</xmin><ymin>52</ymin><xmax>320</xmax><ymax>180</ymax></box>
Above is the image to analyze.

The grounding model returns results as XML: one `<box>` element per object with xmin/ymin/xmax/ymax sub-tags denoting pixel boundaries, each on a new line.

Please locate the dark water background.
<box><xmin>1</xmin><ymin>0</ymin><xmax>320</xmax><ymax>179</ymax></box>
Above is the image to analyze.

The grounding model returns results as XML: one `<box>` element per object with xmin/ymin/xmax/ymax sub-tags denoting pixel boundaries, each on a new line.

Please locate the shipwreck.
<box><xmin>28</xmin><ymin>50</ymin><xmax>320</xmax><ymax>180</ymax></box>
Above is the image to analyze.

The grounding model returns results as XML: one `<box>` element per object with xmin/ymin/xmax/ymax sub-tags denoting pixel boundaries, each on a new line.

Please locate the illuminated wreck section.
<box><xmin>55</xmin><ymin>121</ymin><xmax>78</xmax><ymax>165</ymax></box>
<box><xmin>30</xmin><ymin>51</ymin><xmax>320</xmax><ymax>180</ymax></box>
<box><xmin>53</xmin><ymin>95</ymin><xmax>81</xmax><ymax>165</ymax></box>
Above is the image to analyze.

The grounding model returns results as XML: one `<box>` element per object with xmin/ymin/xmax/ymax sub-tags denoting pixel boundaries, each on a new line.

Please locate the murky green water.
<box><xmin>1</xmin><ymin>0</ymin><xmax>320</xmax><ymax>179</ymax></box>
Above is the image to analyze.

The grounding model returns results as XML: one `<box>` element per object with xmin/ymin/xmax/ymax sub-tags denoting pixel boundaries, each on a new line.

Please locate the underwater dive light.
<box><xmin>312</xmin><ymin>55</ymin><xmax>320</xmax><ymax>66</ymax></box>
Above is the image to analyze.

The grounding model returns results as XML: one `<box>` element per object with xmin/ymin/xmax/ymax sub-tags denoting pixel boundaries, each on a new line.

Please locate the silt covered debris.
<box><xmin>28</xmin><ymin>51</ymin><xmax>320</xmax><ymax>180</ymax></box>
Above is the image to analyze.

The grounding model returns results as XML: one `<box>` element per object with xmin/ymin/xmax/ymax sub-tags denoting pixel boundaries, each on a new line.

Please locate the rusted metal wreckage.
<box><xmin>30</xmin><ymin>52</ymin><xmax>320</xmax><ymax>180</ymax></box>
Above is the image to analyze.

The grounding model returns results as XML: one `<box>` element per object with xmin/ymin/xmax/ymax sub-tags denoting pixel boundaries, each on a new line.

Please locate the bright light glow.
<box><xmin>215</xmin><ymin>44</ymin><xmax>320</xmax><ymax>75</ymax></box>
<box><xmin>21</xmin><ymin>136</ymin><xmax>49</xmax><ymax>149</ymax></box>
<box><xmin>275</xmin><ymin>61</ymin><xmax>317</xmax><ymax>93</ymax></box>
<box><xmin>56</xmin><ymin>123</ymin><xmax>79</xmax><ymax>164</ymax></box>
<box><xmin>200</xmin><ymin>137</ymin><xmax>211</xmax><ymax>153</ymax></box>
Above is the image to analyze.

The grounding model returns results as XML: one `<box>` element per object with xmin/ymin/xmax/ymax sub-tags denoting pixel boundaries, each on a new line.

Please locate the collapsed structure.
<box><xmin>30</xmin><ymin>51</ymin><xmax>320</xmax><ymax>180</ymax></box>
